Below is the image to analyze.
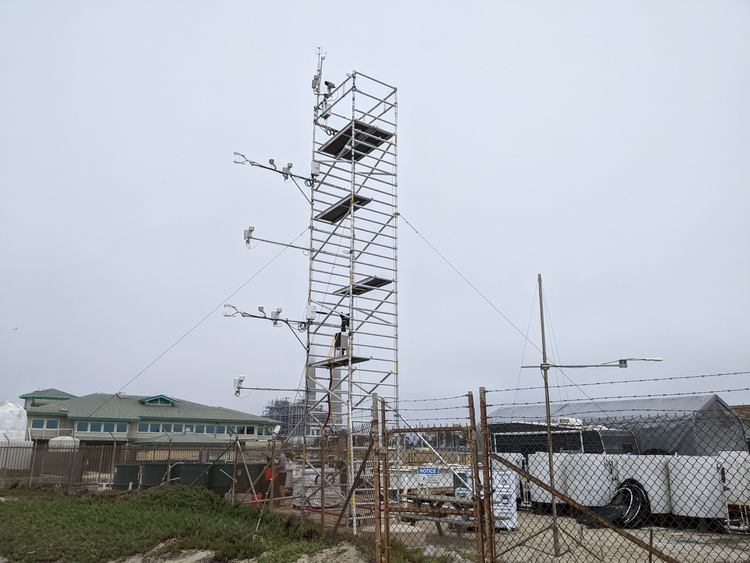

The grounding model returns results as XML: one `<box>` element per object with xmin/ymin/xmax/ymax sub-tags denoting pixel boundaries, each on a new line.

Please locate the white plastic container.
<box><xmin>615</xmin><ymin>454</ymin><xmax>672</xmax><ymax>515</ymax></box>
<box><xmin>451</xmin><ymin>459</ymin><xmax>519</xmax><ymax>530</ymax></box>
<box><xmin>388</xmin><ymin>466</ymin><xmax>420</xmax><ymax>493</ymax></box>
<box><xmin>292</xmin><ymin>467</ymin><xmax>344</xmax><ymax>508</ymax></box>
<box><xmin>565</xmin><ymin>453</ymin><xmax>617</xmax><ymax>507</ymax></box>
<box><xmin>668</xmin><ymin>456</ymin><xmax>725</xmax><ymax>519</ymax></box>
<box><xmin>491</xmin><ymin>456</ymin><xmax>518</xmax><ymax>529</ymax></box>
<box><xmin>718</xmin><ymin>451</ymin><xmax>750</xmax><ymax>505</ymax></box>
<box><xmin>493</xmin><ymin>452</ymin><xmax>525</xmax><ymax>499</ymax></box>
<box><xmin>528</xmin><ymin>452</ymin><xmax>568</xmax><ymax>505</ymax></box>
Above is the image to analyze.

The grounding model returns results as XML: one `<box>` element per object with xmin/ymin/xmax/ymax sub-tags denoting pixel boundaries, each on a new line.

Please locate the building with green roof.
<box><xmin>20</xmin><ymin>388</ymin><xmax>76</xmax><ymax>408</ymax></box>
<box><xmin>21</xmin><ymin>390</ymin><xmax>281</xmax><ymax>446</ymax></box>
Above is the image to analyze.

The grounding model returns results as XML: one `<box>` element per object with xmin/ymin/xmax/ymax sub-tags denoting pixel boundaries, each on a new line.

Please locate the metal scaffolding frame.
<box><xmin>305</xmin><ymin>67</ymin><xmax>398</xmax><ymax>430</ymax></box>
<box><xmin>304</xmin><ymin>57</ymin><xmax>399</xmax><ymax>530</ymax></box>
<box><xmin>232</xmin><ymin>53</ymin><xmax>398</xmax><ymax>532</ymax></box>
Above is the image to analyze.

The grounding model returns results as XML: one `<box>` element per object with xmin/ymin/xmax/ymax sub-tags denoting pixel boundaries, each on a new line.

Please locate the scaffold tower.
<box><xmin>231</xmin><ymin>52</ymin><xmax>398</xmax><ymax>531</ymax></box>
<box><xmin>305</xmin><ymin>53</ymin><xmax>399</xmax><ymax>447</ymax></box>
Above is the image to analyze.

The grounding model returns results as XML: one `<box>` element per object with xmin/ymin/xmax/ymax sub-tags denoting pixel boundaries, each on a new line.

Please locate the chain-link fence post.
<box><xmin>380</xmin><ymin>397</ymin><xmax>391</xmax><ymax>563</ymax></box>
<box><xmin>371</xmin><ymin>394</ymin><xmax>382</xmax><ymax>563</ymax></box>
<box><xmin>479</xmin><ymin>387</ymin><xmax>495</xmax><ymax>562</ymax></box>
<box><xmin>467</xmin><ymin>391</ymin><xmax>486</xmax><ymax>562</ymax></box>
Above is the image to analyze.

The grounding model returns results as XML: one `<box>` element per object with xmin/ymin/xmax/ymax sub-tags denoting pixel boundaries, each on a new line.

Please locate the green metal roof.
<box><xmin>20</xmin><ymin>388</ymin><xmax>76</xmax><ymax>400</ymax></box>
<box><xmin>24</xmin><ymin>392</ymin><xmax>280</xmax><ymax>426</ymax></box>
<box><xmin>140</xmin><ymin>395</ymin><xmax>177</xmax><ymax>406</ymax></box>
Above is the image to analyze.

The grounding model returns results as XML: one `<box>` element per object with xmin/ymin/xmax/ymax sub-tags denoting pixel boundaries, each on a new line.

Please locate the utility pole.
<box><xmin>538</xmin><ymin>273</ymin><xmax>561</xmax><ymax>556</ymax></box>
<box><xmin>527</xmin><ymin>274</ymin><xmax>662</xmax><ymax>558</ymax></box>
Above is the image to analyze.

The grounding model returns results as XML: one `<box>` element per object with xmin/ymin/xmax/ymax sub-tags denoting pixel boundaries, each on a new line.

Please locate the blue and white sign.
<box><xmin>417</xmin><ymin>466</ymin><xmax>439</xmax><ymax>485</ymax></box>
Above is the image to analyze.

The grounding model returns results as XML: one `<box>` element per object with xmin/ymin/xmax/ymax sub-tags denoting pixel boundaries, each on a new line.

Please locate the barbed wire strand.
<box><xmin>486</xmin><ymin>386</ymin><xmax>750</xmax><ymax>409</ymax></box>
<box><xmin>485</xmin><ymin>371</ymin><xmax>750</xmax><ymax>394</ymax></box>
<box><xmin>399</xmin><ymin>393</ymin><xmax>469</xmax><ymax>404</ymax></box>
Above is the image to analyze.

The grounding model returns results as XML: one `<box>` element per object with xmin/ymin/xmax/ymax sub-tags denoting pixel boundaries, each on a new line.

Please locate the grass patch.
<box><xmin>388</xmin><ymin>540</ymin><xmax>450</xmax><ymax>563</ymax></box>
<box><xmin>253</xmin><ymin>540</ymin><xmax>330</xmax><ymax>563</ymax></box>
<box><xmin>0</xmin><ymin>485</ymin><xmax>333</xmax><ymax>563</ymax></box>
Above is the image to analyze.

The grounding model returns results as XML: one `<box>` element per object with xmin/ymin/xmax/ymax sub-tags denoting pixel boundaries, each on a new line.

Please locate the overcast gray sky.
<box><xmin>1</xmin><ymin>1</ymin><xmax>748</xmax><ymax>420</ymax></box>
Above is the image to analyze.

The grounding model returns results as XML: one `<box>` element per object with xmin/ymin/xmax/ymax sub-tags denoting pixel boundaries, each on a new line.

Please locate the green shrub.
<box><xmin>0</xmin><ymin>484</ymin><xmax>332</xmax><ymax>563</ymax></box>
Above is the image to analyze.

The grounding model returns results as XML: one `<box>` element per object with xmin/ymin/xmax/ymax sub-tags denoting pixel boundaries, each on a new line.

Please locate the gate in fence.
<box><xmin>371</xmin><ymin>392</ymin><xmax>493</xmax><ymax>562</ymax></box>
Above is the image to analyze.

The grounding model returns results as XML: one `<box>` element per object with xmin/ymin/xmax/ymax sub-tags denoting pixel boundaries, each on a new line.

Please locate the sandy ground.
<box><xmin>0</xmin><ymin>541</ymin><xmax>369</xmax><ymax>563</ymax></box>
<box><xmin>116</xmin><ymin>541</ymin><xmax>369</xmax><ymax>563</ymax></box>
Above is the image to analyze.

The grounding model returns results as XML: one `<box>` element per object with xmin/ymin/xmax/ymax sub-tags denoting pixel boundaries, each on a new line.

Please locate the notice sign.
<box><xmin>417</xmin><ymin>466</ymin><xmax>439</xmax><ymax>486</ymax></box>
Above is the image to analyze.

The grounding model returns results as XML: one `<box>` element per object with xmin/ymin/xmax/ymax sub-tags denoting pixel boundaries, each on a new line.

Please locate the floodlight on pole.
<box><xmin>530</xmin><ymin>274</ymin><xmax>661</xmax><ymax>557</ymax></box>
<box><xmin>522</xmin><ymin>358</ymin><xmax>663</xmax><ymax>370</ymax></box>
<box><xmin>234</xmin><ymin>376</ymin><xmax>245</xmax><ymax>397</ymax></box>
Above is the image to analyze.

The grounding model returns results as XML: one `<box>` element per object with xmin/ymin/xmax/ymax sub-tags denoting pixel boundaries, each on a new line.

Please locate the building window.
<box><xmin>150</xmin><ymin>423</ymin><xmax>160</xmax><ymax>433</ymax></box>
<box><xmin>138</xmin><ymin>423</ymin><xmax>149</xmax><ymax>433</ymax></box>
<box><xmin>76</xmin><ymin>421</ymin><xmax>127</xmax><ymax>433</ymax></box>
<box><xmin>184</xmin><ymin>424</ymin><xmax>194</xmax><ymax>433</ymax></box>
<box><xmin>31</xmin><ymin>419</ymin><xmax>59</xmax><ymax>429</ymax></box>
<box><xmin>205</xmin><ymin>425</ymin><xmax>215</xmax><ymax>435</ymax></box>
<box><xmin>217</xmin><ymin>425</ymin><xmax>226</xmax><ymax>434</ymax></box>
<box><xmin>161</xmin><ymin>424</ymin><xmax>172</xmax><ymax>433</ymax></box>
<box><xmin>196</xmin><ymin>424</ymin><xmax>205</xmax><ymax>434</ymax></box>
<box><xmin>173</xmin><ymin>424</ymin><xmax>183</xmax><ymax>433</ymax></box>
<box><xmin>227</xmin><ymin>425</ymin><xmax>258</xmax><ymax>435</ymax></box>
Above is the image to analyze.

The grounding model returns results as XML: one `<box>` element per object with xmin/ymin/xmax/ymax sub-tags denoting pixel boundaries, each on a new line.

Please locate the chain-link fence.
<box><xmin>2</xmin><ymin>390</ymin><xmax>749</xmax><ymax>562</ymax></box>
<box><xmin>480</xmin><ymin>387</ymin><xmax>750</xmax><ymax>562</ymax></box>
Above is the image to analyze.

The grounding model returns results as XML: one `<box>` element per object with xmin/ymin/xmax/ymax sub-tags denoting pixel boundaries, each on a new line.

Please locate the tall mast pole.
<box><xmin>538</xmin><ymin>273</ymin><xmax>560</xmax><ymax>556</ymax></box>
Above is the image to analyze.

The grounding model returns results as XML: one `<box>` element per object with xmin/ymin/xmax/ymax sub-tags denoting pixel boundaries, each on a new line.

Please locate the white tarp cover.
<box><xmin>0</xmin><ymin>401</ymin><xmax>27</xmax><ymax>441</ymax></box>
